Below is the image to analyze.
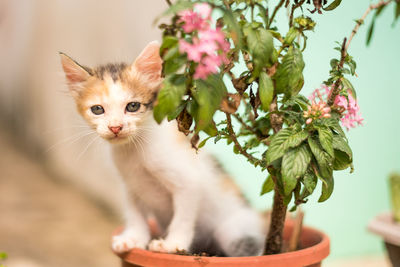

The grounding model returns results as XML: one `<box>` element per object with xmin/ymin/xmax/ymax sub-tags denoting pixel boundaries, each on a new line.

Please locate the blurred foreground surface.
<box><xmin>0</xmin><ymin>131</ymin><xmax>119</xmax><ymax>267</ymax></box>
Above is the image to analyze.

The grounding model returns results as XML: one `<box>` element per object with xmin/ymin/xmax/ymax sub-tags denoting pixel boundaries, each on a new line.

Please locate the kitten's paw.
<box><xmin>112</xmin><ymin>233</ymin><xmax>147</xmax><ymax>254</ymax></box>
<box><xmin>148</xmin><ymin>239</ymin><xmax>188</xmax><ymax>253</ymax></box>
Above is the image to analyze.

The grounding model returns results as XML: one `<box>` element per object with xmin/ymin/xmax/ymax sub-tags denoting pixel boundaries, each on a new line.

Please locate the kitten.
<box><xmin>59</xmin><ymin>41</ymin><xmax>265</xmax><ymax>256</ymax></box>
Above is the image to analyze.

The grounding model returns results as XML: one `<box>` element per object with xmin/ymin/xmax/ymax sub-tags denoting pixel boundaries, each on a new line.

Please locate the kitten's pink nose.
<box><xmin>109</xmin><ymin>125</ymin><xmax>122</xmax><ymax>134</ymax></box>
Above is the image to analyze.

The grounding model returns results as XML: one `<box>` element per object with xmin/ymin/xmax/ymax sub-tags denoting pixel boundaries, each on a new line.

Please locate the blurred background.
<box><xmin>0</xmin><ymin>0</ymin><xmax>398</xmax><ymax>266</ymax></box>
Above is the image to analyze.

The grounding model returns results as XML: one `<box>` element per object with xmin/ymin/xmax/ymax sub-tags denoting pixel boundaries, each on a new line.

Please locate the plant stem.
<box><xmin>289</xmin><ymin>0</ymin><xmax>306</xmax><ymax>27</ymax></box>
<box><xmin>264</xmin><ymin>97</ymin><xmax>286</xmax><ymax>255</ymax></box>
<box><xmin>269</xmin><ymin>97</ymin><xmax>283</xmax><ymax>133</ymax></box>
<box><xmin>232</xmin><ymin>113</ymin><xmax>258</xmax><ymax>136</ymax></box>
<box><xmin>222</xmin><ymin>0</ymin><xmax>231</xmax><ymax>10</ymax></box>
<box><xmin>269</xmin><ymin>0</ymin><xmax>286</xmax><ymax>27</ymax></box>
<box><xmin>225</xmin><ymin>113</ymin><xmax>260</xmax><ymax>164</ymax></box>
<box><xmin>327</xmin><ymin>37</ymin><xmax>346</xmax><ymax>106</ymax></box>
<box><xmin>346</xmin><ymin>0</ymin><xmax>393</xmax><ymax>51</ymax></box>
<box><xmin>165</xmin><ymin>0</ymin><xmax>172</xmax><ymax>6</ymax></box>
<box><xmin>264</xmin><ymin>177</ymin><xmax>287</xmax><ymax>254</ymax></box>
<box><xmin>328</xmin><ymin>0</ymin><xmax>393</xmax><ymax>106</ymax></box>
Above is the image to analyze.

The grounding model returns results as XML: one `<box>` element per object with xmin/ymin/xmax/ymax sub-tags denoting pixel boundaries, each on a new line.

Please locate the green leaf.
<box><xmin>346</xmin><ymin>60</ymin><xmax>357</xmax><ymax>76</ymax></box>
<box><xmin>302</xmin><ymin>171</ymin><xmax>318</xmax><ymax>196</ymax></box>
<box><xmin>274</xmin><ymin>47</ymin><xmax>305</xmax><ymax>97</ymax></box>
<box><xmin>258</xmin><ymin>72</ymin><xmax>274</xmax><ymax>111</ymax></box>
<box><xmin>332</xmin><ymin>134</ymin><xmax>352</xmax><ymax>159</ymax></box>
<box><xmin>281</xmin><ymin>144</ymin><xmax>312</xmax><ymax>195</ymax></box>
<box><xmin>245</xmin><ymin>26</ymin><xmax>274</xmax><ymax>76</ymax></box>
<box><xmin>153</xmin><ymin>75</ymin><xmax>186</xmax><ymax>123</ymax></box>
<box><xmin>203</xmin><ymin>120</ymin><xmax>218</xmax><ymax>137</ymax></box>
<box><xmin>255</xmin><ymin>117</ymin><xmax>271</xmax><ymax>136</ymax></box>
<box><xmin>308</xmin><ymin>137</ymin><xmax>333</xmax><ymax>179</ymax></box>
<box><xmin>318</xmin><ymin>175</ymin><xmax>334</xmax><ymax>202</ymax></box>
<box><xmin>163</xmin><ymin>46</ymin><xmax>179</xmax><ymax>61</ymax></box>
<box><xmin>317</xmin><ymin>126</ymin><xmax>334</xmax><ymax>157</ymax></box>
<box><xmin>366</xmin><ymin>19</ymin><xmax>375</xmax><ymax>46</ymax></box>
<box><xmin>164</xmin><ymin>56</ymin><xmax>186</xmax><ymax>75</ymax></box>
<box><xmin>222</xmin><ymin>8</ymin><xmax>242</xmax><ymax>48</ymax></box>
<box><xmin>255</xmin><ymin>3</ymin><xmax>269</xmax><ymax>27</ymax></box>
<box><xmin>260</xmin><ymin>175</ymin><xmax>274</xmax><ymax>195</ymax></box>
<box><xmin>266</xmin><ymin>128</ymin><xmax>309</xmax><ymax>164</ymax></box>
<box><xmin>323</xmin><ymin>118</ymin><xmax>345</xmax><ymax>137</ymax></box>
<box><xmin>161</xmin><ymin>38</ymin><xmax>187</xmax><ymax>75</ymax></box>
<box><xmin>323</xmin><ymin>0</ymin><xmax>342</xmax><ymax>11</ymax></box>
<box><xmin>167</xmin><ymin>102</ymin><xmax>186</xmax><ymax>121</ymax></box>
<box><xmin>284</xmin><ymin>95</ymin><xmax>310</xmax><ymax>110</ymax></box>
<box><xmin>333</xmin><ymin>150</ymin><xmax>352</xmax><ymax>170</ymax></box>
<box><xmin>160</xmin><ymin>36</ymin><xmax>178</xmax><ymax>51</ymax></box>
<box><xmin>330</xmin><ymin>58</ymin><xmax>339</xmax><ymax>68</ymax></box>
<box><xmin>342</xmin><ymin>78</ymin><xmax>356</xmax><ymax>99</ymax></box>
<box><xmin>283</xmin><ymin>192</ymin><xmax>293</xmax><ymax>206</ymax></box>
<box><xmin>198</xmin><ymin>136</ymin><xmax>212</xmax><ymax>149</ymax></box>
<box><xmin>193</xmin><ymin>74</ymin><xmax>227</xmax><ymax>131</ymax></box>
<box><xmin>284</xmin><ymin>27</ymin><xmax>299</xmax><ymax>45</ymax></box>
<box><xmin>395</xmin><ymin>3</ymin><xmax>400</xmax><ymax>22</ymax></box>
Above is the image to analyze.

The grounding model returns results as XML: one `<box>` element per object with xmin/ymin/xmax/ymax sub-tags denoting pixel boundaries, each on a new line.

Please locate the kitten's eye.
<box><xmin>90</xmin><ymin>105</ymin><xmax>104</xmax><ymax>115</ymax></box>
<box><xmin>126</xmin><ymin>102</ymin><xmax>141</xmax><ymax>113</ymax></box>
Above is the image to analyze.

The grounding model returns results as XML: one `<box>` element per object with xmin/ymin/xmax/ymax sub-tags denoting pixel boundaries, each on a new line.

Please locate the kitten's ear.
<box><xmin>131</xmin><ymin>41</ymin><xmax>163</xmax><ymax>89</ymax></box>
<box><xmin>59</xmin><ymin>52</ymin><xmax>92</xmax><ymax>95</ymax></box>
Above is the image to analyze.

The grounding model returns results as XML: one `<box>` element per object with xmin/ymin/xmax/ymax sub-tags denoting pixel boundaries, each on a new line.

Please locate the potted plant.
<box><xmin>114</xmin><ymin>0</ymin><xmax>400</xmax><ymax>266</ymax></box>
<box><xmin>368</xmin><ymin>173</ymin><xmax>400</xmax><ymax>267</ymax></box>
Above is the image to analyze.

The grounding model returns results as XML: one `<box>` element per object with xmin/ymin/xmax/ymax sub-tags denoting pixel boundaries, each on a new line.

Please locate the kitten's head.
<box><xmin>60</xmin><ymin>41</ymin><xmax>163</xmax><ymax>144</ymax></box>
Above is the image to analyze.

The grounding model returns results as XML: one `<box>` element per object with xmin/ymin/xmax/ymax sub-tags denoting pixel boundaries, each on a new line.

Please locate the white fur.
<box><xmin>111</xmin><ymin>116</ymin><xmax>265</xmax><ymax>255</ymax></box>
<box><xmin>74</xmin><ymin>76</ymin><xmax>266</xmax><ymax>256</ymax></box>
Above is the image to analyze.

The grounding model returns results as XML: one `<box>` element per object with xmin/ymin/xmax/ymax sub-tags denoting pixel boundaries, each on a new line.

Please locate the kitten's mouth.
<box><xmin>105</xmin><ymin>134</ymin><xmax>129</xmax><ymax>144</ymax></box>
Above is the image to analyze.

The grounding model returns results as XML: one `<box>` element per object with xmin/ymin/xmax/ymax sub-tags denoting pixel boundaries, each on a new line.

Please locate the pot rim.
<box><xmin>114</xmin><ymin>223</ymin><xmax>330</xmax><ymax>266</ymax></box>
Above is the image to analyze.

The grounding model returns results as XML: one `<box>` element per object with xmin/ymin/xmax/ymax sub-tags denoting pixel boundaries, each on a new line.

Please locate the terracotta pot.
<box><xmin>368</xmin><ymin>212</ymin><xmax>400</xmax><ymax>267</ymax></box>
<box><xmin>113</xmin><ymin>220</ymin><xmax>330</xmax><ymax>267</ymax></box>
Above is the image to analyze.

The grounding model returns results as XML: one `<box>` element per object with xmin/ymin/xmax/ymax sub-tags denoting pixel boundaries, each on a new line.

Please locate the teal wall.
<box><xmin>207</xmin><ymin>1</ymin><xmax>400</xmax><ymax>260</ymax></box>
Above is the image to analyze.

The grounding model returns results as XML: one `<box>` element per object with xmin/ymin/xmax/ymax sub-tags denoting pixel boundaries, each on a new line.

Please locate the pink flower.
<box><xmin>303</xmin><ymin>99</ymin><xmax>331</xmax><ymax>123</ymax></box>
<box><xmin>193</xmin><ymin>55</ymin><xmax>221</xmax><ymax>79</ymax></box>
<box><xmin>348</xmin><ymin>94</ymin><xmax>358</xmax><ymax>112</ymax></box>
<box><xmin>308</xmin><ymin>85</ymin><xmax>363</xmax><ymax>130</ymax></box>
<box><xmin>199</xmin><ymin>28</ymin><xmax>225</xmax><ymax>45</ymax></box>
<box><xmin>197</xmin><ymin>39</ymin><xmax>219</xmax><ymax>56</ymax></box>
<box><xmin>338</xmin><ymin>93</ymin><xmax>363</xmax><ymax>130</ymax></box>
<box><xmin>177</xmin><ymin>3</ymin><xmax>230</xmax><ymax>80</ymax></box>
<box><xmin>179</xmin><ymin>39</ymin><xmax>202</xmax><ymax>62</ymax></box>
<box><xmin>334</xmin><ymin>95</ymin><xmax>348</xmax><ymax>109</ymax></box>
<box><xmin>202</xmin><ymin>54</ymin><xmax>222</xmax><ymax>71</ymax></box>
<box><xmin>194</xmin><ymin>63</ymin><xmax>211</xmax><ymax>79</ymax></box>
<box><xmin>199</xmin><ymin>27</ymin><xmax>231</xmax><ymax>55</ymax></box>
<box><xmin>340</xmin><ymin>115</ymin><xmax>352</xmax><ymax>130</ymax></box>
<box><xmin>178</xmin><ymin>10</ymin><xmax>208</xmax><ymax>33</ymax></box>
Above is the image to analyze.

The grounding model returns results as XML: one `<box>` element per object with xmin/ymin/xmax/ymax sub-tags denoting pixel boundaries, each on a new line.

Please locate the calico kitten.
<box><xmin>59</xmin><ymin>41</ymin><xmax>265</xmax><ymax>256</ymax></box>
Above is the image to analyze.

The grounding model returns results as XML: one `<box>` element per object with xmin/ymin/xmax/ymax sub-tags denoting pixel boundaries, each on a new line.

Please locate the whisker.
<box><xmin>136</xmin><ymin>133</ymin><xmax>150</xmax><ymax>145</ymax></box>
<box><xmin>42</xmin><ymin>125</ymin><xmax>90</xmax><ymax>135</ymax></box>
<box><xmin>46</xmin><ymin>130</ymin><xmax>96</xmax><ymax>153</ymax></box>
<box><xmin>76</xmin><ymin>135</ymin><xmax>100</xmax><ymax>162</ymax></box>
<box><xmin>129</xmin><ymin>135</ymin><xmax>140</xmax><ymax>154</ymax></box>
<box><xmin>134</xmin><ymin>134</ymin><xmax>146</xmax><ymax>158</ymax></box>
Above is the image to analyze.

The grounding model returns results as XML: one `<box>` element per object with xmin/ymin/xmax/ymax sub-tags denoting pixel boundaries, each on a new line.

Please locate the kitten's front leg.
<box><xmin>112</xmin><ymin>195</ymin><xmax>150</xmax><ymax>253</ymax></box>
<box><xmin>148</xmin><ymin>188</ymin><xmax>199</xmax><ymax>253</ymax></box>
